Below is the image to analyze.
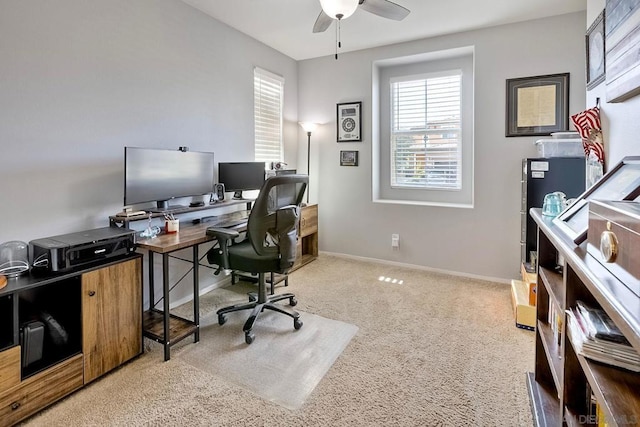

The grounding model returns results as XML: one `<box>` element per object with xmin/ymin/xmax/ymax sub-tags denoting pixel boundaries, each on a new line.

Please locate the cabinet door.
<box><xmin>82</xmin><ymin>258</ymin><xmax>141</xmax><ymax>384</ymax></box>
<box><xmin>300</xmin><ymin>204</ymin><xmax>318</xmax><ymax>237</ymax></box>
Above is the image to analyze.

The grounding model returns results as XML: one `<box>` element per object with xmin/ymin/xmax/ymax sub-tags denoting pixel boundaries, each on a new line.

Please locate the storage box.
<box><xmin>535</xmin><ymin>138</ymin><xmax>584</xmax><ymax>158</ymax></box>
<box><xmin>520</xmin><ymin>263</ymin><xmax>537</xmax><ymax>306</ymax></box>
<box><xmin>587</xmin><ymin>200</ymin><xmax>640</xmax><ymax>298</ymax></box>
<box><xmin>20</xmin><ymin>320</ymin><xmax>45</xmax><ymax>368</ymax></box>
<box><xmin>511</xmin><ymin>279</ymin><xmax>536</xmax><ymax>331</ymax></box>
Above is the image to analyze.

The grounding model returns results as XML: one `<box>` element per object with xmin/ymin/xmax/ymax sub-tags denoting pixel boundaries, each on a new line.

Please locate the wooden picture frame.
<box><xmin>605</xmin><ymin>0</ymin><xmax>640</xmax><ymax>102</ymax></box>
<box><xmin>505</xmin><ymin>73</ymin><xmax>570</xmax><ymax>137</ymax></box>
<box><xmin>340</xmin><ymin>150</ymin><xmax>359</xmax><ymax>166</ymax></box>
<box><xmin>586</xmin><ymin>9</ymin><xmax>606</xmax><ymax>90</ymax></box>
<box><xmin>337</xmin><ymin>102</ymin><xmax>362</xmax><ymax>142</ymax></box>
<box><xmin>553</xmin><ymin>156</ymin><xmax>640</xmax><ymax>244</ymax></box>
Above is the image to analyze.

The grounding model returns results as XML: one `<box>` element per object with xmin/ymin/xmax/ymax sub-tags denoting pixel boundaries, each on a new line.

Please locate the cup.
<box><xmin>165</xmin><ymin>219</ymin><xmax>180</xmax><ymax>233</ymax></box>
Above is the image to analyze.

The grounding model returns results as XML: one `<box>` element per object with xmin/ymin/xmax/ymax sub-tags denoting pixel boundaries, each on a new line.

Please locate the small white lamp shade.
<box><xmin>299</xmin><ymin>122</ymin><xmax>318</xmax><ymax>133</ymax></box>
<box><xmin>319</xmin><ymin>0</ymin><xmax>359</xmax><ymax>19</ymax></box>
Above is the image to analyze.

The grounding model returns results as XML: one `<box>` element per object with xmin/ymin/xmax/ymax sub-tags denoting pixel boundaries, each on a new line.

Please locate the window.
<box><xmin>373</xmin><ymin>47</ymin><xmax>473</xmax><ymax>207</ymax></box>
<box><xmin>390</xmin><ymin>71</ymin><xmax>462</xmax><ymax>190</ymax></box>
<box><xmin>254</xmin><ymin>67</ymin><xmax>284</xmax><ymax>164</ymax></box>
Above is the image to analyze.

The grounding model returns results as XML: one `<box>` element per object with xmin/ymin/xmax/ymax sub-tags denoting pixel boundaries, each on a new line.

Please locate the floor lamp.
<box><xmin>299</xmin><ymin>122</ymin><xmax>318</xmax><ymax>204</ymax></box>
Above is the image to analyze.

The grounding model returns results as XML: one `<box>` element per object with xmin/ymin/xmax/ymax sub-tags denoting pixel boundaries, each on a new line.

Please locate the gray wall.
<box><xmin>298</xmin><ymin>12</ymin><xmax>587</xmax><ymax>281</ymax></box>
<box><xmin>0</xmin><ymin>0</ymin><xmax>298</xmax><ymax>306</ymax></box>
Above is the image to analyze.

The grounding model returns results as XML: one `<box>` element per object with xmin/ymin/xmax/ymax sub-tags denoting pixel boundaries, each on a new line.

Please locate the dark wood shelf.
<box><xmin>538</xmin><ymin>320</ymin><xmax>563</xmax><ymax>393</ymax></box>
<box><xmin>539</xmin><ymin>266</ymin><xmax>564</xmax><ymax>310</ymax></box>
<box><xmin>143</xmin><ymin>309</ymin><xmax>197</xmax><ymax>345</ymax></box>
<box><xmin>527</xmin><ymin>372</ymin><xmax>561</xmax><ymax>427</ymax></box>
<box><xmin>529</xmin><ymin>207</ymin><xmax>640</xmax><ymax>427</ymax></box>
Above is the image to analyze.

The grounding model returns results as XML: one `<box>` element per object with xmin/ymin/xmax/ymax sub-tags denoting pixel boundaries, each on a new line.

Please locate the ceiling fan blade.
<box><xmin>313</xmin><ymin>10</ymin><xmax>333</xmax><ymax>33</ymax></box>
<box><xmin>359</xmin><ymin>0</ymin><xmax>410</xmax><ymax>21</ymax></box>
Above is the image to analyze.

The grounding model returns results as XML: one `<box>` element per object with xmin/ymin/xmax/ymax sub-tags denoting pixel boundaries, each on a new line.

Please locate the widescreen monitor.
<box><xmin>124</xmin><ymin>147</ymin><xmax>215</xmax><ymax>211</ymax></box>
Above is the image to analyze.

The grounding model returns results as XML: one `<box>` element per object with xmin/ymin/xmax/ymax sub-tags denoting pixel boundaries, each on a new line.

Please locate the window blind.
<box><xmin>254</xmin><ymin>68</ymin><xmax>284</xmax><ymax>163</ymax></box>
<box><xmin>390</xmin><ymin>71</ymin><xmax>462</xmax><ymax>190</ymax></box>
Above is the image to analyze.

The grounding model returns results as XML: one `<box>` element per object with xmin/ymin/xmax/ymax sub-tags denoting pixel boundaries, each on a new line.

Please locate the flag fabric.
<box><xmin>571</xmin><ymin>106</ymin><xmax>604</xmax><ymax>164</ymax></box>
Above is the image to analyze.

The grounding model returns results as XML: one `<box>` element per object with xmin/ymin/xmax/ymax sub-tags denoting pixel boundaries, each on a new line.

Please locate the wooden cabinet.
<box><xmin>0</xmin><ymin>255</ymin><xmax>142</xmax><ymax>426</ymax></box>
<box><xmin>528</xmin><ymin>208</ymin><xmax>640</xmax><ymax>427</ymax></box>
<box><xmin>82</xmin><ymin>258</ymin><xmax>142</xmax><ymax>383</ymax></box>
<box><xmin>293</xmin><ymin>204</ymin><xmax>318</xmax><ymax>271</ymax></box>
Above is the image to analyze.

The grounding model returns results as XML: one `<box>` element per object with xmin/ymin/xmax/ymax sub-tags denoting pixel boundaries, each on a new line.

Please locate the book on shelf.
<box><xmin>566</xmin><ymin>305</ymin><xmax>640</xmax><ymax>372</ymax></box>
<box><xmin>576</xmin><ymin>300</ymin><xmax>630</xmax><ymax>345</ymax></box>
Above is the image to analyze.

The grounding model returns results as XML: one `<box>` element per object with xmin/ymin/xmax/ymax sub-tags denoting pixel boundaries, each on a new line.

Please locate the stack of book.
<box><xmin>566</xmin><ymin>300</ymin><xmax>640</xmax><ymax>372</ymax></box>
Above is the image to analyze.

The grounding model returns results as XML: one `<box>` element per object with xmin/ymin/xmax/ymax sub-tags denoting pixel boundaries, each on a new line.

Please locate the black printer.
<box><xmin>29</xmin><ymin>227</ymin><xmax>136</xmax><ymax>273</ymax></box>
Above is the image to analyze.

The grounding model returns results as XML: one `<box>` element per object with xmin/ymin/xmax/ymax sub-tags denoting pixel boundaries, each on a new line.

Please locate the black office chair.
<box><xmin>206</xmin><ymin>174</ymin><xmax>308</xmax><ymax>344</ymax></box>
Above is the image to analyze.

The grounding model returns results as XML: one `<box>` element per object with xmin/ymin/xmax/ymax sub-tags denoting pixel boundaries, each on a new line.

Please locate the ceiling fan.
<box><xmin>313</xmin><ymin>0</ymin><xmax>411</xmax><ymax>33</ymax></box>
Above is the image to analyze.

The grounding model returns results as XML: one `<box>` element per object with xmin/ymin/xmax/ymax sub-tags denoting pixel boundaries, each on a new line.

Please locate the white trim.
<box><xmin>372</xmin><ymin>197</ymin><xmax>473</xmax><ymax>209</ymax></box>
<box><xmin>319</xmin><ymin>251</ymin><xmax>509</xmax><ymax>284</ymax></box>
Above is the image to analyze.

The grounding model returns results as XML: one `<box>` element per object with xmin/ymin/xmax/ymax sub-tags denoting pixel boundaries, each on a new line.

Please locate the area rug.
<box><xmin>176</xmin><ymin>303</ymin><xmax>358</xmax><ymax>410</ymax></box>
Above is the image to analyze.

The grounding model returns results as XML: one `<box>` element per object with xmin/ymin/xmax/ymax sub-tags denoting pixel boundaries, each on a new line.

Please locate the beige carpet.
<box><xmin>23</xmin><ymin>254</ymin><xmax>534</xmax><ymax>426</ymax></box>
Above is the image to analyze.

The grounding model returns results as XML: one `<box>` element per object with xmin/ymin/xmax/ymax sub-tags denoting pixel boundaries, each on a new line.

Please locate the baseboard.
<box><xmin>319</xmin><ymin>251</ymin><xmax>510</xmax><ymax>285</ymax></box>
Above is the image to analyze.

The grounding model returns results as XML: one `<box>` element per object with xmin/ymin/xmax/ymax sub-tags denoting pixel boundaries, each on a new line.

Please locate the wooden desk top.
<box><xmin>136</xmin><ymin>222</ymin><xmax>246</xmax><ymax>253</ymax></box>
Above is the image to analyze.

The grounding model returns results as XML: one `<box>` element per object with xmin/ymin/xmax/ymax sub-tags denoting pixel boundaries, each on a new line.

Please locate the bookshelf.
<box><xmin>528</xmin><ymin>208</ymin><xmax>640</xmax><ymax>427</ymax></box>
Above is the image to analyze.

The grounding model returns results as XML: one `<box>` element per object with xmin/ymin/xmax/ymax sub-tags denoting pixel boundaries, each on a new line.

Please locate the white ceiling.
<box><xmin>181</xmin><ymin>0</ymin><xmax>587</xmax><ymax>61</ymax></box>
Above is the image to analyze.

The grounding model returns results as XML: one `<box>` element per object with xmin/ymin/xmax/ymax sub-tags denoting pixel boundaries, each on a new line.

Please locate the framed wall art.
<box><xmin>586</xmin><ymin>9</ymin><xmax>606</xmax><ymax>90</ymax></box>
<box><xmin>553</xmin><ymin>156</ymin><xmax>640</xmax><ymax>244</ymax></box>
<box><xmin>340</xmin><ymin>150</ymin><xmax>359</xmax><ymax>166</ymax></box>
<box><xmin>605</xmin><ymin>0</ymin><xmax>640</xmax><ymax>102</ymax></box>
<box><xmin>337</xmin><ymin>102</ymin><xmax>362</xmax><ymax>142</ymax></box>
<box><xmin>505</xmin><ymin>73</ymin><xmax>569</xmax><ymax>137</ymax></box>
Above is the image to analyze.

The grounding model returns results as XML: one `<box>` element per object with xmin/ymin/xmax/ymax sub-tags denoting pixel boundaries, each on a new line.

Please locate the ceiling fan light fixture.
<box><xmin>320</xmin><ymin>0</ymin><xmax>359</xmax><ymax>20</ymax></box>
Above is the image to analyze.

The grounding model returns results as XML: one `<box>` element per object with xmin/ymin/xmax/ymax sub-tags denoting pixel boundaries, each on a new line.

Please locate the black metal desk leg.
<box><xmin>162</xmin><ymin>253</ymin><xmax>170</xmax><ymax>361</ymax></box>
<box><xmin>148</xmin><ymin>251</ymin><xmax>154</xmax><ymax>308</ymax></box>
<box><xmin>193</xmin><ymin>245</ymin><xmax>200</xmax><ymax>343</ymax></box>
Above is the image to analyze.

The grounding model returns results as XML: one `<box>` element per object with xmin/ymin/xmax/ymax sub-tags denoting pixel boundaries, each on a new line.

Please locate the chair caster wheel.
<box><xmin>218</xmin><ymin>314</ymin><xmax>227</xmax><ymax>326</ymax></box>
<box><xmin>289</xmin><ymin>297</ymin><xmax>297</xmax><ymax>306</ymax></box>
<box><xmin>294</xmin><ymin>319</ymin><xmax>303</xmax><ymax>330</ymax></box>
<box><xmin>245</xmin><ymin>332</ymin><xmax>255</xmax><ymax>344</ymax></box>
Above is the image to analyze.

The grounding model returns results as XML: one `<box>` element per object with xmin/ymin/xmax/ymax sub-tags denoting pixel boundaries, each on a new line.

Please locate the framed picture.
<box><xmin>505</xmin><ymin>73</ymin><xmax>570</xmax><ymax>137</ymax></box>
<box><xmin>586</xmin><ymin>9</ymin><xmax>606</xmax><ymax>90</ymax></box>
<box><xmin>553</xmin><ymin>156</ymin><xmax>640</xmax><ymax>244</ymax></box>
<box><xmin>605</xmin><ymin>0</ymin><xmax>640</xmax><ymax>102</ymax></box>
<box><xmin>337</xmin><ymin>102</ymin><xmax>362</xmax><ymax>142</ymax></box>
<box><xmin>340</xmin><ymin>150</ymin><xmax>359</xmax><ymax>166</ymax></box>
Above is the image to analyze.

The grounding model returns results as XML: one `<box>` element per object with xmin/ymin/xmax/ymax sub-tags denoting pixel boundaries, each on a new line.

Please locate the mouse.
<box><xmin>192</xmin><ymin>218</ymin><xmax>202</xmax><ymax>224</ymax></box>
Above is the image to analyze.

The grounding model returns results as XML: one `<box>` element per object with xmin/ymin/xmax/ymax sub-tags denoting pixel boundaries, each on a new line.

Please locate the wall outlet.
<box><xmin>391</xmin><ymin>234</ymin><xmax>399</xmax><ymax>248</ymax></box>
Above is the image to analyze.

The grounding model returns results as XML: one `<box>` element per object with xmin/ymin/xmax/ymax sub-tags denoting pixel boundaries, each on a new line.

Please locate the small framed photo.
<box><xmin>553</xmin><ymin>156</ymin><xmax>640</xmax><ymax>244</ymax></box>
<box><xmin>586</xmin><ymin>9</ymin><xmax>605</xmax><ymax>90</ymax></box>
<box><xmin>337</xmin><ymin>102</ymin><xmax>362</xmax><ymax>142</ymax></box>
<box><xmin>340</xmin><ymin>150</ymin><xmax>359</xmax><ymax>166</ymax></box>
<box><xmin>505</xmin><ymin>73</ymin><xmax>570</xmax><ymax>137</ymax></box>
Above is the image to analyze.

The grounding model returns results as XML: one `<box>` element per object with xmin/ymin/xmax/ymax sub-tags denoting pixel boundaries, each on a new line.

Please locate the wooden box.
<box><xmin>510</xmin><ymin>280</ymin><xmax>535</xmax><ymax>331</ymax></box>
<box><xmin>520</xmin><ymin>263</ymin><xmax>537</xmax><ymax>306</ymax></box>
<box><xmin>587</xmin><ymin>200</ymin><xmax>640</xmax><ymax>298</ymax></box>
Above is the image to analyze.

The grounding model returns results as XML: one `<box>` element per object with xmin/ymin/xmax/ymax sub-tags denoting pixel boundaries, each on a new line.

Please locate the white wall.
<box><xmin>0</xmin><ymin>0</ymin><xmax>298</xmax><ymax>305</ymax></box>
<box><xmin>586</xmin><ymin>0</ymin><xmax>640</xmax><ymax>165</ymax></box>
<box><xmin>298</xmin><ymin>12</ymin><xmax>587</xmax><ymax>281</ymax></box>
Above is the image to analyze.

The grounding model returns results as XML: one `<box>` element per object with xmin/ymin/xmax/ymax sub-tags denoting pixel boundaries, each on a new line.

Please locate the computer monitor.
<box><xmin>218</xmin><ymin>162</ymin><xmax>266</xmax><ymax>200</ymax></box>
<box><xmin>124</xmin><ymin>147</ymin><xmax>215</xmax><ymax>211</ymax></box>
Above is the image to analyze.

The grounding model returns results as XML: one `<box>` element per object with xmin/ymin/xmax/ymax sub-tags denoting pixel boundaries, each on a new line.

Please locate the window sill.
<box><xmin>372</xmin><ymin>198</ymin><xmax>473</xmax><ymax>209</ymax></box>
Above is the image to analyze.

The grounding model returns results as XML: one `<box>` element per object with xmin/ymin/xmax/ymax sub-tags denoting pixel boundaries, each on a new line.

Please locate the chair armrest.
<box><xmin>206</xmin><ymin>227</ymin><xmax>240</xmax><ymax>240</ymax></box>
<box><xmin>206</xmin><ymin>227</ymin><xmax>241</xmax><ymax>273</ymax></box>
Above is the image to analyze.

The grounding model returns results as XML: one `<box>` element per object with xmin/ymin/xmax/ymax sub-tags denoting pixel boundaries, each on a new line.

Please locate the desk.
<box><xmin>136</xmin><ymin>219</ymin><xmax>247</xmax><ymax>361</ymax></box>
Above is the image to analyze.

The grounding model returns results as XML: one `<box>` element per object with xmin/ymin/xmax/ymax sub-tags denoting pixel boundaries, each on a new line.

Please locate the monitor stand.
<box><xmin>232</xmin><ymin>191</ymin><xmax>245</xmax><ymax>200</ymax></box>
<box><xmin>147</xmin><ymin>200</ymin><xmax>186</xmax><ymax>213</ymax></box>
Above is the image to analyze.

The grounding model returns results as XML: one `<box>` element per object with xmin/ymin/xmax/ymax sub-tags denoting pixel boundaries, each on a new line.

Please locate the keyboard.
<box><xmin>204</xmin><ymin>210</ymin><xmax>249</xmax><ymax>228</ymax></box>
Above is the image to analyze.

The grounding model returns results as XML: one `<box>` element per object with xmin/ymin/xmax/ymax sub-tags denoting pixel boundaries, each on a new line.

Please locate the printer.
<box><xmin>29</xmin><ymin>227</ymin><xmax>136</xmax><ymax>273</ymax></box>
